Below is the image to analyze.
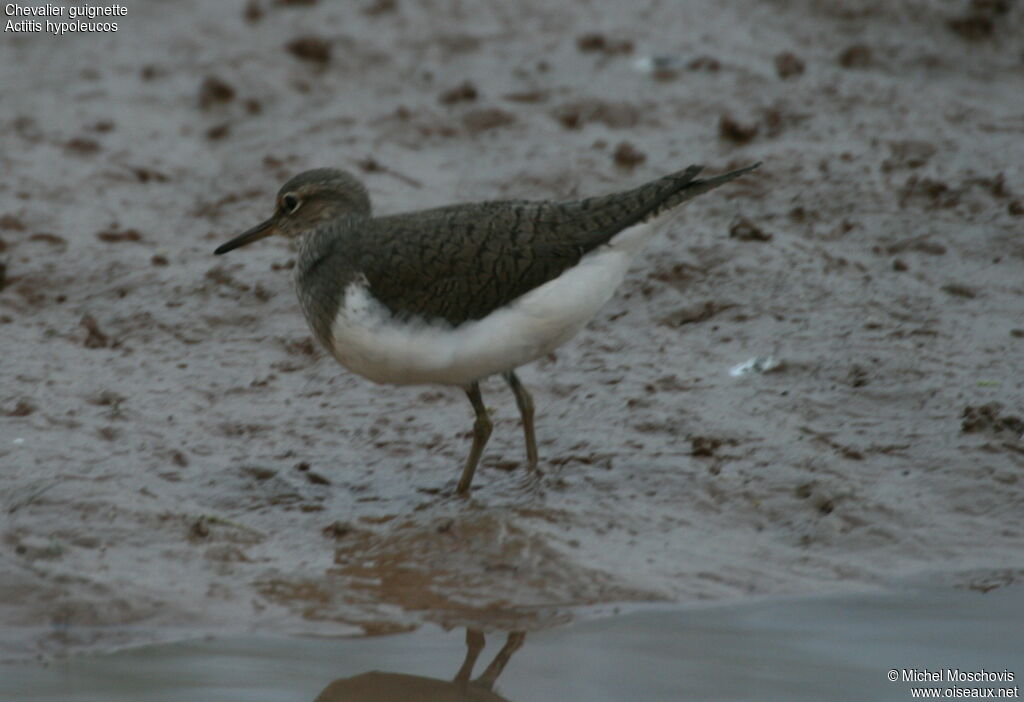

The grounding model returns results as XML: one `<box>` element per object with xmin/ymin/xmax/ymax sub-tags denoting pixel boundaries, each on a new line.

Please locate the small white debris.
<box><xmin>632</xmin><ymin>55</ymin><xmax>687</xmax><ymax>75</ymax></box>
<box><xmin>730</xmin><ymin>356</ymin><xmax>783</xmax><ymax>377</ymax></box>
<box><xmin>13</xmin><ymin>437</ymin><xmax>24</xmax><ymax>445</ymax></box>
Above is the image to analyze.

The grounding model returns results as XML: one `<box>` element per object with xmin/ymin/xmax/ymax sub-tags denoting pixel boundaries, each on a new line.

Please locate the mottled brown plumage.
<box><xmin>357</xmin><ymin>165</ymin><xmax>712</xmax><ymax>325</ymax></box>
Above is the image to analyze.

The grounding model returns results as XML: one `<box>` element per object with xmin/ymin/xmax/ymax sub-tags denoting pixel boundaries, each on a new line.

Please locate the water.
<box><xmin>3</xmin><ymin>585</ymin><xmax>1021</xmax><ymax>702</ymax></box>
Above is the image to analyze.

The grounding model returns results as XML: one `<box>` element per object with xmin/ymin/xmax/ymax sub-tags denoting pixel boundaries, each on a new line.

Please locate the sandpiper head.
<box><xmin>214</xmin><ymin>168</ymin><xmax>371</xmax><ymax>255</ymax></box>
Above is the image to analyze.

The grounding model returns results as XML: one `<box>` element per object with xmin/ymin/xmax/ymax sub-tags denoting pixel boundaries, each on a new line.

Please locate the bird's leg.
<box><xmin>503</xmin><ymin>371</ymin><xmax>539</xmax><ymax>469</ymax></box>
<box><xmin>475</xmin><ymin>632</ymin><xmax>526</xmax><ymax>691</ymax></box>
<box><xmin>453</xmin><ymin>629</ymin><xmax>486</xmax><ymax>684</ymax></box>
<box><xmin>457</xmin><ymin>382</ymin><xmax>492</xmax><ymax>495</ymax></box>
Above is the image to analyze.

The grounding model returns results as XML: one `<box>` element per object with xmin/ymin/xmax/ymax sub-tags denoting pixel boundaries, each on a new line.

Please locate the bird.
<box><xmin>214</xmin><ymin>161</ymin><xmax>760</xmax><ymax>494</ymax></box>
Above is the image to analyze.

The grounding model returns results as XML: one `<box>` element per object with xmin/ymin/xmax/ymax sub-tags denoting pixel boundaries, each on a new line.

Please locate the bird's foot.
<box><xmin>516</xmin><ymin>465</ymin><xmax>545</xmax><ymax>495</ymax></box>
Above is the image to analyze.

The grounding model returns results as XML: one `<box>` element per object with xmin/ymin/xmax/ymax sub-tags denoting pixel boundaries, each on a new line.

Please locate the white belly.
<box><xmin>328</xmin><ymin>218</ymin><xmax>663</xmax><ymax>387</ymax></box>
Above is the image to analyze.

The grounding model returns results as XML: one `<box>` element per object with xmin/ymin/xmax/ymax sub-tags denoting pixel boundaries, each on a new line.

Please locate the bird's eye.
<box><xmin>281</xmin><ymin>193</ymin><xmax>301</xmax><ymax>214</ymax></box>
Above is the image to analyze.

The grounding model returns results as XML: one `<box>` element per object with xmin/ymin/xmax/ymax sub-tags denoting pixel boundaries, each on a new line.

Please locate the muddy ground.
<box><xmin>1</xmin><ymin>0</ymin><xmax>1023</xmax><ymax>659</ymax></box>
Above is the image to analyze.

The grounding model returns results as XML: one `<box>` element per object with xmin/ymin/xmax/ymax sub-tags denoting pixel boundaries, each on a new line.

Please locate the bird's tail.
<box><xmin>645</xmin><ymin>161</ymin><xmax>761</xmax><ymax>219</ymax></box>
<box><xmin>571</xmin><ymin>162</ymin><xmax>761</xmax><ymax>240</ymax></box>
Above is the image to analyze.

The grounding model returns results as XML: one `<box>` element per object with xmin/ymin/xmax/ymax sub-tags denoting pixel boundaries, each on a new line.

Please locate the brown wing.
<box><xmin>355</xmin><ymin>163</ymin><xmax>758</xmax><ymax>325</ymax></box>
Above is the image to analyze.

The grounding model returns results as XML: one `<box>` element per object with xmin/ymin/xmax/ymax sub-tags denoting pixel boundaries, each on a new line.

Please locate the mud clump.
<box><xmin>322</xmin><ymin>521</ymin><xmax>355</xmax><ymax>539</ymax></box>
<box><xmin>438</xmin><ymin>81</ymin><xmax>477</xmax><ymax>105</ymax></box>
<box><xmin>65</xmin><ymin>137</ymin><xmax>101</xmax><ymax>155</ymax></box>
<box><xmin>718</xmin><ymin>105</ymin><xmax>802</xmax><ymax>141</ymax></box>
<box><xmin>884</xmin><ymin>235</ymin><xmax>947</xmax><ymax>256</ymax></box>
<box><xmin>576</xmin><ymin>32</ymin><xmax>633</xmax><ymax>55</ymax></box>
<box><xmin>838</xmin><ymin>44</ymin><xmax>872</xmax><ymax>69</ymax></box>
<box><xmin>199</xmin><ymin>76</ymin><xmax>236</xmax><ymax>109</ymax></box>
<box><xmin>206</xmin><ymin>123</ymin><xmax>231</xmax><ymax>140</ymax></box>
<box><xmin>729</xmin><ymin>217</ymin><xmax>772</xmax><ymax>242</ymax></box>
<box><xmin>718</xmin><ymin>115</ymin><xmax>758</xmax><ymax>143</ymax></box>
<box><xmin>244</xmin><ymin>466</ymin><xmax>278</xmax><ymax>481</ymax></box>
<box><xmin>687</xmin><ymin>55</ymin><xmax>720</xmax><ymax>71</ymax></box>
<box><xmin>461</xmin><ymin>108</ymin><xmax>515</xmax><ymax>133</ymax></box>
<box><xmin>690</xmin><ymin>436</ymin><xmax>723</xmax><ymax>457</ymax></box>
<box><xmin>941</xmin><ymin>282</ymin><xmax>978</xmax><ymax>299</ymax></box>
<box><xmin>243</xmin><ymin>0</ymin><xmax>263</xmax><ymax>21</ymax></box>
<box><xmin>961</xmin><ymin>403</ymin><xmax>1024</xmax><ymax>437</ymax></box>
<box><xmin>552</xmin><ymin>99</ymin><xmax>641</xmax><ymax>130</ymax></box>
<box><xmin>286</xmin><ymin>36</ymin><xmax>331</xmax><ymax>64</ymax></box>
<box><xmin>774</xmin><ymin>51</ymin><xmax>805</xmax><ymax>78</ymax></box>
<box><xmin>612</xmin><ymin>141</ymin><xmax>646</xmax><ymax>169</ymax></box>
<box><xmin>139</xmin><ymin>64</ymin><xmax>163</xmax><ymax>80</ymax></box>
<box><xmin>189</xmin><ymin>518</ymin><xmax>210</xmax><ymax>541</ymax></box>
<box><xmin>97</xmin><ymin>228</ymin><xmax>143</xmax><ymax>243</ymax></box>
<box><xmin>898</xmin><ymin>176</ymin><xmax>958</xmax><ymax>209</ymax></box>
<box><xmin>80</xmin><ymin>313</ymin><xmax>110</xmax><ymax>349</ymax></box>
<box><xmin>5</xmin><ymin>399</ymin><xmax>36</xmax><ymax>417</ymax></box>
<box><xmin>295</xmin><ymin>461</ymin><xmax>332</xmax><ymax>486</ymax></box>
<box><xmin>0</xmin><ymin>214</ymin><xmax>26</xmax><ymax>231</ymax></box>
<box><xmin>947</xmin><ymin>13</ymin><xmax>995</xmax><ymax>40</ymax></box>
<box><xmin>131</xmin><ymin>166</ymin><xmax>170</xmax><ymax>183</ymax></box>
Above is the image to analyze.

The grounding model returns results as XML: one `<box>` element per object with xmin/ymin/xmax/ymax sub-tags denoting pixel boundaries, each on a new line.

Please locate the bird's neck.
<box><xmin>292</xmin><ymin>222</ymin><xmax>358</xmax><ymax>352</ymax></box>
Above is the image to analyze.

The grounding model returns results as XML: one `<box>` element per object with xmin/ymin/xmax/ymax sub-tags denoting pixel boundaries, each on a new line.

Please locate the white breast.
<box><xmin>328</xmin><ymin>217</ymin><xmax>664</xmax><ymax>387</ymax></box>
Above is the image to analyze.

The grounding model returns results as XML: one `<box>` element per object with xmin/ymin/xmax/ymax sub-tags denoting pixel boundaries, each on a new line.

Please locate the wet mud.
<box><xmin>1</xmin><ymin>0</ymin><xmax>1023</xmax><ymax>659</ymax></box>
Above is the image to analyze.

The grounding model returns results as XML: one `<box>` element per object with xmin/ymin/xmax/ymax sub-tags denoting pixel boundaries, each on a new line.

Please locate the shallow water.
<box><xmin>4</xmin><ymin>584</ymin><xmax>1021</xmax><ymax>702</ymax></box>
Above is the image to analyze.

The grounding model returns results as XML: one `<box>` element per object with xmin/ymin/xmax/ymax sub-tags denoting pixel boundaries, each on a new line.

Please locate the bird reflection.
<box><xmin>313</xmin><ymin>629</ymin><xmax>525</xmax><ymax>701</ymax></box>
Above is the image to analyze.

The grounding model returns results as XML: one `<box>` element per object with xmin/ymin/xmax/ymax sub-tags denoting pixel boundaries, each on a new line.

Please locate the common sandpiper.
<box><xmin>214</xmin><ymin>161</ymin><xmax>760</xmax><ymax>494</ymax></box>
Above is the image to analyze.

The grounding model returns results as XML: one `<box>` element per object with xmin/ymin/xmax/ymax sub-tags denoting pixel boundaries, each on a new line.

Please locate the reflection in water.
<box><xmin>3</xmin><ymin>586</ymin><xmax>1023</xmax><ymax>701</ymax></box>
<box><xmin>313</xmin><ymin>629</ymin><xmax>526</xmax><ymax>702</ymax></box>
